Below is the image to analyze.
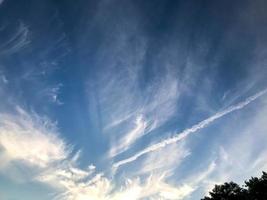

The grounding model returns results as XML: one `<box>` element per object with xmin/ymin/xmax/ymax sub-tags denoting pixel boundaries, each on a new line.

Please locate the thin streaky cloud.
<box><xmin>106</xmin><ymin>73</ymin><xmax>180</xmax><ymax>158</ymax></box>
<box><xmin>109</xmin><ymin>115</ymin><xmax>147</xmax><ymax>158</ymax></box>
<box><xmin>0</xmin><ymin>107</ymin><xmax>193</xmax><ymax>200</ymax></box>
<box><xmin>0</xmin><ymin>107</ymin><xmax>68</xmax><ymax>169</ymax></box>
<box><xmin>113</xmin><ymin>88</ymin><xmax>267</xmax><ymax>170</ymax></box>
<box><xmin>1</xmin><ymin>1</ymin><xmax>267</xmax><ymax>199</ymax></box>
<box><xmin>0</xmin><ymin>22</ymin><xmax>30</xmax><ymax>55</ymax></box>
<box><xmin>134</xmin><ymin>142</ymin><xmax>190</xmax><ymax>176</ymax></box>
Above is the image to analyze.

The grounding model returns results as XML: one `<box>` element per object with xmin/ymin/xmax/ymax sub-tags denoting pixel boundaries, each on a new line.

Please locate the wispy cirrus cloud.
<box><xmin>0</xmin><ymin>21</ymin><xmax>30</xmax><ymax>55</ymax></box>
<box><xmin>10</xmin><ymin>87</ymin><xmax>263</xmax><ymax>200</ymax></box>
<box><xmin>201</xmin><ymin>98</ymin><xmax>267</xmax><ymax>189</ymax></box>
<box><xmin>132</xmin><ymin>142</ymin><xmax>190</xmax><ymax>178</ymax></box>
<box><xmin>0</xmin><ymin>107</ymin><xmax>67</xmax><ymax>169</ymax></box>
<box><xmin>1</xmin><ymin>1</ymin><xmax>267</xmax><ymax>200</ymax></box>
<box><xmin>104</xmin><ymin>74</ymin><xmax>180</xmax><ymax>160</ymax></box>
<box><xmin>39</xmin><ymin>83</ymin><xmax>64</xmax><ymax>105</ymax></box>
<box><xmin>110</xmin><ymin>174</ymin><xmax>194</xmax><ymax>200</ymax></box>
<box><xmin>108</xmin><ymin>115</ymin><xmax>148</xmax><ymax>158</ymax></box>
<box><xmin>107</xmin><ymin>73</ymin><xmax>181</xmax><ymax>158</ymax></box>
<box><xmin>0</xmin><ymin>71</ymin><xmax>8</xmax><ymax>84</ymax></box>
<box><xmin>113</xmin><ymin>88</ymin><xmax>267</xmax><ymax>170</ymax></box>
<box><xmin>86</xmin><ymin>35</ymin><xmax>181</xmax><ymax>158</ymax></box>
<box><xmin>0</xmin><ymin>107</ymin><xmax>194</xmax><ymax>200</ymax></box>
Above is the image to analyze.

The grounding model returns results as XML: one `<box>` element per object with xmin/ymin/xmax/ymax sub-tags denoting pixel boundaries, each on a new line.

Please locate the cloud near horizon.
<box><xmin>0</xmin><ymin>107</ymin><xmax>197</xmax><ymax>200</ymax></box>
<box><xmin>1</xmin><ymin>88</ymin><xmax>267</xmax><ymax>200</ymax></box>
<box><xmin>113</xmin><ymin>89</ymin><xmax>267</xmax><ymax>170</ymax></box>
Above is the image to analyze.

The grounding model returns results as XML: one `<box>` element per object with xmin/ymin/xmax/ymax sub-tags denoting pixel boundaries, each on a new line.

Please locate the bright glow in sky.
<box><xmin>1</xmin><ymin>1</ymin><xmax>267</xmax><ymax>200</ymax></box>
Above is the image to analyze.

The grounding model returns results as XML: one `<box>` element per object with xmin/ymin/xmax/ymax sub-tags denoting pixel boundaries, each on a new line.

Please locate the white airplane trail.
<box><xmin>113</xmin><ymin>88</ymin><xmax>267</xmax><ymax>170</ymax></box>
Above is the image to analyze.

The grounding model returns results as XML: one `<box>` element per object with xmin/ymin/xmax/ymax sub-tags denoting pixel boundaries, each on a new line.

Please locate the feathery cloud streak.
<box><xmin>113</xmin><ymin>88</ymin><xmax>267</xmax><ymax>169</ymax></box>
<box><xmin>0</xmin><ymin>22</ymin><xmax>30</xmax><ymax>55</ymax></box>
<box><xmin>0</xmin><ymin>107</ymin><xmax>67</xmax><ymax>169</ymax></box>
<box><xmin>0</xmin><ymin>107</ymin><xmax>195</xmax><ymax>200</ymax></box>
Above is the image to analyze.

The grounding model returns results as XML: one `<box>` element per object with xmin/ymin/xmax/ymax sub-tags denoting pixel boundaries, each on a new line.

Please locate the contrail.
<box><xmin>113</xmin><ymin>88</ymin><xmax>267</xmax><ymax>169</ymax></box>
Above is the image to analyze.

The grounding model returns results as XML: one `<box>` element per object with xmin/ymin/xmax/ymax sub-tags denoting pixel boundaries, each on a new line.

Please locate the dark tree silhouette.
<box><xmin>201</xmin><ymin>171</ymin><xmax>267</xmax><ymax>200</ymax></box>
<box><xmin>245</xmin><ymin>171</ymin><xmax>267</xmax><ymax>199</ymax></box>
<box><xmin>201</xmin><ymin>182</ymin><xmax>247</xmax><ymax>200</ymax></box>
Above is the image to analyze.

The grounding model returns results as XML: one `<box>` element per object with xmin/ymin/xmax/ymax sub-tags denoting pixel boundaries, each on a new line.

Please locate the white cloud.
<box><xmin>110</xmin><ymin>174</ymin><xmax>194</xmax><ymax>200</ymax></box>
<box><xmin>0</xmin><ymin>107</ymin><xmax>195</xmax><ymax>200</ymax></box>
<box><xmin>0</xmin><ymin>107</ymin><xmax>67</xmax><ymax>169</ymax></box>
<box><xmin>85</xmin><ymin>26</ymin><xmax>181</xmax><ymax>159</ymax></box>
<box><xmin>105</xmin><ymin>72</ymin><xmax>180</xmax><ymax>158</ymax></box>
<box><xmin>143</xmin><ymin>73</ymin><xmax>180</xmax><ymax>133</ymax></box>
<box><xmin>109</xmin><ymin>115</ymin><xmax>148</xmax><ymax>158</ymax></box>
<box><xmin>0</xmin><ymin>74</ymin><xmax>8</xmax><ymax>84</ymax></box>
<box><xmin>202</xmin><ymin>98</ymin><xmax>267</xmax><ymax>187</ymax></box>
<box><xmin>135</xmin><ymin>142</ymin><xmax>190</xmax><ymax>176</ymax></box>
<box><xmin>0</xmin><ymin>21</ymin><xmax>30</xmax><ymax>55</ymax></box>
<box><xmin>113</xmin><ymin>88</ymin><xmax>267</xmax><ymax>169</ymax></box>
<box><xmin>42</xmin><ymin>83</ymin><xmax>64</xmax><ymax>105</ymax></box>
<box><xmin>177</xmin><ymin>96</ymin><xmax>267</xmax><ymax>198</ymax></box>
<box><xmin>2</xmin><ymin>90</ymin><xmax>265</xmax><ymax>200</ymax></box>
<box><xmin>124</xmin><ymin>162</ymin><xmax>215</xmax><ymax>200</ymax></box>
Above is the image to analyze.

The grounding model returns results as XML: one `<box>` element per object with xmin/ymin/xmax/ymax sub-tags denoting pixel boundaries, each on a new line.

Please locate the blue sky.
<box><xmin>0</xmin><ymin>0</ymin><xmax>267</xmax><ymax>199</ymax></box>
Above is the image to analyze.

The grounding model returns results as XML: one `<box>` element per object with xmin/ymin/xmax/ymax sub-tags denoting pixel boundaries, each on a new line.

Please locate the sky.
<box><xmin>0</xmin><ymin>0</ymin><xmax>267</xmax><ymax>200</ymax></box>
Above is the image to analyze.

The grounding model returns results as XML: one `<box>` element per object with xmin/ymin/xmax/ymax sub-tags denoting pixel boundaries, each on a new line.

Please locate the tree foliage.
<box><xmin>201</xmin><ymin>171</ymin><xmax>267</xmax><ymax>200</ymax></box>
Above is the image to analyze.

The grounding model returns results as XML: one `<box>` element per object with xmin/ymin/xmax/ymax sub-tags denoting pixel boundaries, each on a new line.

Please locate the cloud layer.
<box><xmin>113</xmin><ymin>89</ymin><xmax>267</xmax><ymax>169</ymax></box>
<box><xmin>1</xmin><ymin>1</ymin><xmax>267</xmax><ymax>200</ymax></box>
<box><xmin>0</xmin><ymin>107</ymin><xmax>194</xmax><ymax>200</ymax></box>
